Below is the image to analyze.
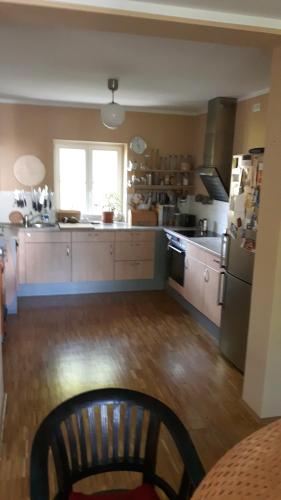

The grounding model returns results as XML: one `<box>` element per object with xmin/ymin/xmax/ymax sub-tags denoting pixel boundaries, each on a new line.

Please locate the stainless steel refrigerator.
<box><xmin>219</xmin><ymin>153</ymin><xmax>264</xmax><ymax>372</ymax></box>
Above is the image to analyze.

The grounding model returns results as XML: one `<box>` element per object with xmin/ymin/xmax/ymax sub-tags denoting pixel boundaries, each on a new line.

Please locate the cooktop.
<box><xmin>174</xmin><ymin>229</ymin><xmax>218</xmax><ymax>238</ymax></box>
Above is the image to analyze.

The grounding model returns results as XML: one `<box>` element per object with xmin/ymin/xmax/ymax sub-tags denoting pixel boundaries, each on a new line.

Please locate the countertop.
<box><xmin>58</xmin><ymin>222</ymin><xmax>162</xmax><ymax>231</ymax></box>
<box><xmin>165</xmin><ymin>228</ymin><xmax>222</xmax><ymax>256</ymax></box>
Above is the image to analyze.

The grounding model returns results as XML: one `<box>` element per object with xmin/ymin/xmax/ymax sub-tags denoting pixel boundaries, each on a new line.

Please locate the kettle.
<box><xmin>199</xmin><ymin>218</ymin><xmax>208</xmax><ymax>233</ymax></box>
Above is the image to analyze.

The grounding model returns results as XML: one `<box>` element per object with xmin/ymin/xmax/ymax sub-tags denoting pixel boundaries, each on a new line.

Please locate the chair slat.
<box><xmin>51</xmin><ymin>426</ymin><xmax>70</xmax><ymax>492</ymax></box>
<box><xmin>65</xmin><ymin>416</ymin><xmax>79</xmax><ymax>472</ymax></box>
<box><xmin>179</xmin><ymin>467</ymin><xmax>193</xmax><ymax>499</ymax></box>
<box><xmin>87</xmin><ymin>406</ymin><xmax>98</xmax><ymax>466</ymax></box>
<box><xmin>76</xmin><ymin>411</ymin><xmax>88</xmax><ymax>468</ymax></box>
<box><xmin>100</xmin><ymin>404</ymin><xmax>109</xmax><ymax>462</ymax></box>
<box><xmin>112</xmin><ymin>404</ymin><xmax>120</xmax><ymax>461</ymax></box>
<box><xmin>124</xmin><ymin>404</ymin><xmax>131</xmax><ymax>459</ymax></box>
<box><xmin>134</xmin><ymin>406</ymin><xmax>144</xmax><ymax>459</ymax></box>
<box><xmin>143</xmin><ymin>412</ymin><xmax>160</xmax><ymax>482</ymax></box>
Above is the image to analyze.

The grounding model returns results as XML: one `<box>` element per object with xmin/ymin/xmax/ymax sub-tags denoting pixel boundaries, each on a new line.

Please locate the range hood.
<box><xmin>197</xmin><ymin>97</ymin><xmax>237</xmax><ymax>202</ymax></box>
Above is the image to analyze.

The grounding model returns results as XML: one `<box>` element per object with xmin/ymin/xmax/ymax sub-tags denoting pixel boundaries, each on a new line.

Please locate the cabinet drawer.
<box><xmin>115</xmin><ymin>231</ymin><xmax>155</xmax><ymax>242</ymax></box>
<box><xmin>115</xmin><ymin>261</ymin><xmax>154</xmax><ymax>280</ymax></box>
<box><xmin>185</xmin><ymin>242</ymin><xmax>208</xmax><ymax>264</ymax></box>
<box><xmin>115</xmin><ymin>241</ymin><xmax>155</xmax><ymax>261</ymax></box>
<box><xmin>24</xmin><ymin>230</ymin><xmax>71</xmax><ymax>243</ymax></box>
<box><xmin>71</xmin><ymin>231</ymin><xmax>114</xmax><ymax>242</ymax></box>
<box><xmin>206</xmin><ymin>253</ymin><xmax>221</xmax><ymax>271</ymax></box>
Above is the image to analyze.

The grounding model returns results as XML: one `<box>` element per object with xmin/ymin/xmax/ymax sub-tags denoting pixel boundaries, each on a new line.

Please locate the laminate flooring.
<box><xmin>0</xmin><ymin>291</ymin><xmax>266</xmax><ymax>499</ymax></box>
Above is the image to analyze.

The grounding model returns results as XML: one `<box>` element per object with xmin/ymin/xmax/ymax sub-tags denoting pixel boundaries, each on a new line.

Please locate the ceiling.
<box><xmin>130</xmin><ymin>0</ymin><xmax>281</xmax><ymax>19</ymax></box>
<box><xmin>0</xmin><ymin>22</ymin><xmax>271</xmax><ymax>114</ymax></box>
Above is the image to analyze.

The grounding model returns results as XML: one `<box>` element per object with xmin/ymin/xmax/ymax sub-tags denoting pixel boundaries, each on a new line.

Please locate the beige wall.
<box><xmin>243</xmin><ymin>48</ymin><xmax>281</xmax><ymax>418</ymax></box>
<box><xmin>0</xmin><ymin>104</ymin><xmax>195</xmax><ymax>190</ymax></box>
<box><xmin>233</xmin><ymin>93</ymin><xmax>269</xmax><ymax>154</ymax></box>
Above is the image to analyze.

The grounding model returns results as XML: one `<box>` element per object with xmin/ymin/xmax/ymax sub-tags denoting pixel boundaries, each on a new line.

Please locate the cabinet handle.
<box><xmin>185</xmin><ymin>257</ymin><xmax>189</xmax><ymax>270</ymax></box>
<box><xmin>110</xmin><ymin>245</ymin><xmax>113</xmax><ymax>255</ymax></box>
<box><xmin>213</xmin><ymin>259</ymin><xmax>220</xmax><ymax>265</ymax></box>
<box><xmin>66</xmin><ymin>247</ymin><xmax>70</xmax><ymax>256</ymax></box>
<box><xmin>217</xmin><ymin>271</ymin><xmax>225</xmax><ymax>305</ymax></box>
<box><xmin>204</xmin><ymin>268</ymin><xmax>209</xmax><ymax>282</ymax></box>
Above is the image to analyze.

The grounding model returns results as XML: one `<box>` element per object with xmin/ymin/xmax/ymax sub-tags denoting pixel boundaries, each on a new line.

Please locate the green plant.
<box><xmin>103</xmin><ymin>192</ymin><xmax>121</xmax><ymax>212</ymax></box>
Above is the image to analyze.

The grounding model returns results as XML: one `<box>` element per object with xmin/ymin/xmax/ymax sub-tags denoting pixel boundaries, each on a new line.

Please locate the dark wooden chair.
<box><xmin>30</xmin><ymin>388</ymin><xmax>205</xmax><ymax>500</ymax></box>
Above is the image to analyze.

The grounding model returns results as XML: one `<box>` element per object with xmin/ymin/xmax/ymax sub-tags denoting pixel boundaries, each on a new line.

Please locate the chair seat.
<box><xmin>69</xmin><ymin>484</ymin><xmax>160</xmax><ymax>500</ymax></box>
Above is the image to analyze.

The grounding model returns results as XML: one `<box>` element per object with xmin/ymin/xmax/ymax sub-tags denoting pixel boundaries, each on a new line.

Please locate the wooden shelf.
<box><xmin>131</xmin><ymin>185</ymin><xmax>193</xmax><ymax>191</ymax></box>
<box><xmin>128</xmin><ymin>169</ymin><xmax>194</xmax><ymax>174</ymax></box>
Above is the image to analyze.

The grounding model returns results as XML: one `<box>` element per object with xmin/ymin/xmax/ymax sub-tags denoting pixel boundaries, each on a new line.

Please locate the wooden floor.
<box><xmin>0</xmin><ymin>291</ymin><xmax>265</xmax><ymax>499</ymax></box>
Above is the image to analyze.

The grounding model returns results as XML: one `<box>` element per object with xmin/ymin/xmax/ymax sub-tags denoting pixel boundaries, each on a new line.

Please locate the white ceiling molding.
<box><xmin>238</xmin><ymin>88</ymin><xmax>270</xmax><ymax>102</ymax></box>
<box><xmin>31</xmin><ymin>0</ymin><xmax>281</xmax><ymax>30</ymax></box>
<box><xmin>0</xmin><ymin>96</ymin><xmax>199</xmax><ymax>116</ymax></box>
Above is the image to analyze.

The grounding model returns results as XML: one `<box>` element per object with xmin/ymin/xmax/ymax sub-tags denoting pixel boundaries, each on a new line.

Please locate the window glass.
<box><xmin>58</xmin><ymin>148</ymin><xmax>86</xmax><ymax>212</ymax></box>
<box><xmin>91</xmin><ymin>149</ymin><xmax>119</xmax><ymax>215</ymax></box>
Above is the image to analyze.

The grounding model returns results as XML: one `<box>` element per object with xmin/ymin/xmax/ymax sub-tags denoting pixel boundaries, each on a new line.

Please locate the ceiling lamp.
<box><xmin>101</xmin><ymin>78</ymin><xmax>125</xmax><ymax>129</ymax></box>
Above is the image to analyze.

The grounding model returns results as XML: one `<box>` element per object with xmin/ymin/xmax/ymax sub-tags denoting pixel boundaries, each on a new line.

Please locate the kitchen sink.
<box><xmin>29</xmin><ymin>223</ymin><xmax>57</xmax><ymax>228</ymax></box>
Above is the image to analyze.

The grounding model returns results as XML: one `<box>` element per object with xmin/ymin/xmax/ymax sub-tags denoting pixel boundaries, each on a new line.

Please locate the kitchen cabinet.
<box><xmin>184</xmin><ymin>243</ymin><xmax>221</xmax><ymax>327</ymax></box>
<box><xmin>184</xmin><ymin>256</ymin><xmax>204</xmax><ymax>312</ymax></box>
<box><xmin>114</xmin><ymin>231</ymin><xmax>155</xmax><ymax>280</ymax></box>
<box><xmin>72</xmin><ymin>242</ymin><xmax>114</xmax><ymax>281</ymax></box>
<box><xmin>24</xmin><ymin>231</ymin><xmax>71</xmax><ymax>284</ymax></box>
<box><xmin>26</xmin><ymin>242</ymin><xmax>71</xmax><ymax>283</ymax></box>
<box><xmin>71</xmin><ymin>231</ymin><xmax>114</xmax><ymax>282</ymax></box>
<box><xmin>170</xmin><ymin>239</ymin><xmax>222</xmax><ymax>327</ymax></box>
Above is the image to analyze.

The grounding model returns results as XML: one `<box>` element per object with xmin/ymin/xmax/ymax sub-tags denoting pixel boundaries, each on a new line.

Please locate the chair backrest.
<box><xmin>30</xmin><ymin>388</ymin><xmax>204</xmax><ymax>500</ymax></box>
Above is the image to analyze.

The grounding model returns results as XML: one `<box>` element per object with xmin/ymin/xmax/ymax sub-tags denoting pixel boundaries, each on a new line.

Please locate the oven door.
<box><xmin>168</xmin><ymin>242</ymin><xmax>185</xmax><ymax>286</ymax></box>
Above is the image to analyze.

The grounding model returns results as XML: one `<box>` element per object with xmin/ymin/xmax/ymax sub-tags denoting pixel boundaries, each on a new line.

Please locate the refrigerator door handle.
<box><xmin>220</xmin><ymin>233</ymin><xmax>230</xmax><ymax>268</ymax></box>
<box><xmin>217</xmin><ymin>271</ymin><xmax>226</xmax><ymax>306</ymax></box>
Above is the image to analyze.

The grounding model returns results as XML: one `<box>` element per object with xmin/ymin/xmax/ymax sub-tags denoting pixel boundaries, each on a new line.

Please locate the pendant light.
<box><xmin>101</xmin><ymin>78</ymin><xmax>125</xmax><ymax>129</ymax></box>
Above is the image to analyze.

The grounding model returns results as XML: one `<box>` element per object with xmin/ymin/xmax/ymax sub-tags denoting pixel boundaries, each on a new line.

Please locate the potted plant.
<box><xmin>102</xmin><ymin>193</ymin><xmax>121</xmax><ymax>223</ymax></box>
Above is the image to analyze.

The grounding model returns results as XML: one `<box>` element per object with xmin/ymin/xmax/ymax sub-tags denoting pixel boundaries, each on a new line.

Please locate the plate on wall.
<box><xmin>13</xmin><ymin>155</ymin><xmax>46</xmax><ymax>186</ymax></box>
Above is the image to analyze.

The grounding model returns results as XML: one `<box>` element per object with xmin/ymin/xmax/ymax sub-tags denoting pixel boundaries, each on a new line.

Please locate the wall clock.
<box><xmin>130</xmin><ymin>136</ymin><xmax>147</xmax><ymax>155</ymax></box>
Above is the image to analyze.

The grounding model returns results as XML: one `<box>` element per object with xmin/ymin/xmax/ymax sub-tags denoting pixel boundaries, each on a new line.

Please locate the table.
<box><xmin>192</xmin><ymin>418</ymin><xmax>281</xmax><ymax>499</ymax></box>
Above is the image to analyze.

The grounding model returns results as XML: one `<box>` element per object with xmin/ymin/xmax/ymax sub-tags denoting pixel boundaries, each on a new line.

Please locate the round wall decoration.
<box><xmin>13</xmin><ymin>155</ymin><xmax>46</xmax><ymax>186</ymax></box>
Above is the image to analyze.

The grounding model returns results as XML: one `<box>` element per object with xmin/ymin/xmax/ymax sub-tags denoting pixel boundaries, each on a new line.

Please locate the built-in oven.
<box><xmin>167</xmin><ymin>234</ymin><xmax>186</xmax><ymax>286</ymax></box>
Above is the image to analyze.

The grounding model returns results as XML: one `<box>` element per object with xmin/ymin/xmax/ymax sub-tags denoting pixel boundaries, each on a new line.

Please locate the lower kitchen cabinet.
<box><xmin>184</xmin><ymin>256</ymin><xmax>204</xmax><ymax>312</ymax></box>
<box><xmin>115</xmin><ymin>260</ymin><xmax>154</xmax><ymax>280</ymax></box>
<box><xmin>26</xmin><ymin>242</ymin><xmax>71</xmax><ymax>283</ymax></box>
<box><xmin>170</xmin><ymin>240</ymin><xmax>222</xmax><ymax>327</ymax></box>
<box><xmin>72</xmin><ymin>242</ymin><xmax>114</xmax><ymax>282</ymax></box>
<box><xmin>202</xmin><ymin>266</ymin><xmax>221</xmax><ymax>326</ymax></box>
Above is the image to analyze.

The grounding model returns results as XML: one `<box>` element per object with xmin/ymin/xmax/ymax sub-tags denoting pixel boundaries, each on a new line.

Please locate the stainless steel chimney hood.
<box><xmin>197</xmin><ymin>97</ymin><xmax>237</xmax><ymax>202</ymax></box>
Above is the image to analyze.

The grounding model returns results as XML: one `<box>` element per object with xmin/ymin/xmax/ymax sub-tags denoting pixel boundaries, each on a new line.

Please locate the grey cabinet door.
<box><xmin>219</xmin><ymin>272</ymin><xmax>252</xmax><ymax>372</ymax></box>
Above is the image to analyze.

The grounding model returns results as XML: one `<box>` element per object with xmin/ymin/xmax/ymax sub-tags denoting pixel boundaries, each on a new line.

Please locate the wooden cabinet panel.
<box><xmin>72</xmin><ymin>242</ymin><xmax>114</xmax><ymax>282</ymax></box>
<box><xmin>115</xmin><ymin>231</ymin><xmax>155</xmax><ymax>242</ymax></box>
<box><xmin>115</xmin><ymin>242</ymin><xmax>155</xmax><ymax>261</ymax></box>
<box><xmin>183</xmin><ymin>256</ymin><xmax>204</xmax><ymax>311</ymax></box>
<box><xmin>115</xmin><ymin>261</ymin><xmax>154</xmax><ymax>280</ymax></box>
<box><xmin>26</xmin><ymin>243</ymin><xmax>71</xmax><ymax>283</ymax></box>
<box><xmin>203</xmin><ymin>267</ymin><xmax>222</xmax><ymax>326</ymax></box>
<box><xmin>24</xmin><ymin>230</ymin><xmax>71</xmax><ymax>243</ymax></box>
<box><xmin>71</xmin><ymin>231</ymin><xmax>114</xmax><ymax>243</ymax></box>
<box><xmin>206</xmin><ymin>252</ymin><xmax>221</xmax><ymax>271</ymax></box>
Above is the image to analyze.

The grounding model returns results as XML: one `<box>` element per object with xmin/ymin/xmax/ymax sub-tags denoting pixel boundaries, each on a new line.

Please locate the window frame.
<box><xmin>53</xmin><ymin>139</ymin><xmax>126</xmax><ymax>218</ymax></box>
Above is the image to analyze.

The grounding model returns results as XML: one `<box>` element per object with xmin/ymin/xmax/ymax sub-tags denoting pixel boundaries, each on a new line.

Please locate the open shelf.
<box><xmin>131</xmin><ymin>185</ymin><xmax>193</xmax><ymax>191</ymax></box>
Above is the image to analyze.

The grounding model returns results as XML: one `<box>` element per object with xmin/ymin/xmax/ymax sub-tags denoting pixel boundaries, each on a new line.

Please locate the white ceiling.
<box><xmin>131</xmin><ymin>0</ymin><xmax>281</xmax><ymax>19</ymax></box>
<box><xmin>0</xmin><ymin>24</ymin><xmax>270</xmax><ymax>114</ymax></box>
<box><xmin>40</xmin><ymin>0</ymin><xmax>281</xmax><ymax>29</ymax></box>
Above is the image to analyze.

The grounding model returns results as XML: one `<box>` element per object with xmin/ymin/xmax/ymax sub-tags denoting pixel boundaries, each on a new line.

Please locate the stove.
<box><xmin>174</xmin><ymin>229</ymin><xmax>218</xmax><ymax>238</ymax></box>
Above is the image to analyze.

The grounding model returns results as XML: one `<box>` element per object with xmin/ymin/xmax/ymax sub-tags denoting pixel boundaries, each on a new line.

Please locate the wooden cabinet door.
<box><xmin>184</xmin><ymin>256</ymin><xmax>204</xmax><ymax>312</ymax></box>
<box><xmin>26</xmin><ymin>243</ymin><xmax>71</xmax><ymax>283</ymax></box>
<box><xmin>115</xmin><ymin>241</ymin><xmax>155</xmax><ymax>261</ymax></box>
<box><xmin>203</xmin><ymin>266</ymin><xmax>222</xmax><ymax>326</ymax></box>
<box><xmin>72</xmin><ymin>242</ymin><xmax>114</xmax><ymax>282</ymax></box>
<box><xmin>115</xmin><ymin>261</ymin><xmax>154</xmax><ymax>280</ymax></box>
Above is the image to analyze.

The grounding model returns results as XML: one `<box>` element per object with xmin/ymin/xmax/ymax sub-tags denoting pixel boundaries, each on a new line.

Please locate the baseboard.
<box><xmin>0</xmin><ymin>393</ymin><xmax>7</xmax><ymax>455</ymax></box>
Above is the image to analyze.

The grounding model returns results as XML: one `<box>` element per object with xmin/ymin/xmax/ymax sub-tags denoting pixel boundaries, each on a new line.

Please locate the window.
<box><xmin>54</xmin><ymin>140</ymin><xmax>125</xmax><ymax>217</ymax></box>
